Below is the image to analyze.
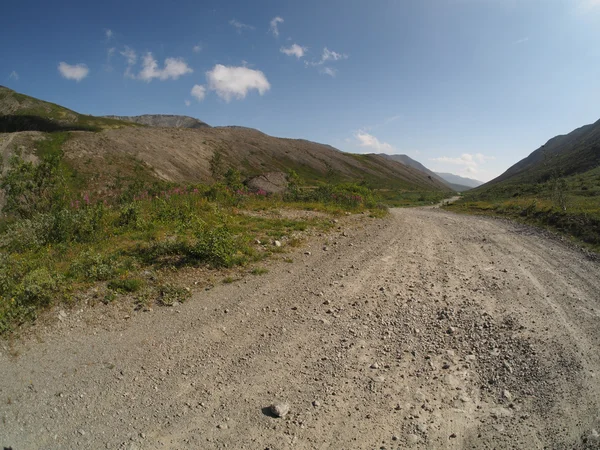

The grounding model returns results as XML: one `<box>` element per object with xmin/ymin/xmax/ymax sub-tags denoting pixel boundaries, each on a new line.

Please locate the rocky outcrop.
<box><xmin>245</xmin><ymin>172</ymin><xmax>289</xmax><ymax>194</ymax></box>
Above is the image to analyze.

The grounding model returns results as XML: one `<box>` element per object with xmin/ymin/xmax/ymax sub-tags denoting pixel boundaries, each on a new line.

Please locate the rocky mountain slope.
<box><xmin>102</xmin><ymin>114</ymin><xmax>210</xmax><ymax>129</ymax></box>
<box><xmin>379</xmin><ymin>153</ymin><xmax>471</xmax><ymax>191</ymax></box>
<box><xmin>61</xmin><ymin>127</ymin><xmax>450</xmax><ymax>193</ymax></box>
<box><xmin>483</xmin><ymin>118</ymin><xmax>600</xmax><ymax>188</ymax></box>
<box><xmin>0</xmin><ymin>87</ymin><xmax>451</xmax><ymax>195</ymax></box>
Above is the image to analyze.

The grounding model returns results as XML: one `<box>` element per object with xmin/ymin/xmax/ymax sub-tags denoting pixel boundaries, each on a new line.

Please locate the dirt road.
<box><xmin>2</xmin><ymin>207</ymin><xmax>600</xmax><ymax>449</ymax></box>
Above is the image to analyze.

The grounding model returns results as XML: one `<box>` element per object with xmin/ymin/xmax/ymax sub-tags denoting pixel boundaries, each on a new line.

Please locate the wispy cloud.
<box><xmin>138</xmin><ymin>53</ymin><xmax>193</xmax><ymax>82</ymax></box>
<box><xmin>320</xmin><ymin>48</ymin><xmax>348</xmax><ymax>64</ymax></box>
<box><xmin>104</xmin><ymin>47</ymin><xmax>116</xmax><ymax>72</ymax></box>
<box><xmin>307</xmin><ymin>47</ymin><xmax>349</xmax><ymax>68</ymax></box>
<box><xmin>429</xmin><ymin>153</ymin><xmax>495</xmax><ymax>175</ymax></box>
<box><xmin>269</xmin><ymin>16</ymin><xmax>284</xmax><ymax>37</ymax></box>
<box><xmin>191</xmin><ymin>84</ymin><xmax>206</xmax><ymax>102</ymax></box>
<box><xmin>206</xmin><ymin>64</ymin><xmax>270</xmax><ymax>102</ymax></box>
<box><xmin>229</xmin><ymin>19</ymin><xmax>255</xmax><ymax>33</ymax></box>
<box><xmin>280</xmin><ymin>43</ymin><xmax>307</xmax><ymax>59</ymax></box>
<box><xmin>578</xmin><ymin>0</ymin><xmax>600</xmax><ymax>10</ymax></box>
<box><xmin>354</xmin><ymin>131</ymin><xmax>396</xmax><ymax>154</ymax></box>
<box><xmin>193</xmin><ymin>43</ymin><xmax>203</xmax><ymax>53</ymax></box>
<box><xmin>320</xmin><ymin>67</ymin><xmax>337</xmax><ymax>77</ymax></box>
<box><xmin>184</xmin><ymin>99</ymin><xmax>191</xmax><ymax>107</ymax></box>
<box><xmin>513</xmin><ymin>37</ymin><xmax>529</xmax><ymax>45</ymax></box>
<box><xmin>9</xmin><ymin>71</ymin><xmax>19</xmax><ymax>81</ymax></box>
<box><xmin>120</xmin><ymin>46</ymin><xmax>137</xmax><ymax>78</ymax></box>
<box><xmin>304</xmin><ymin>47</ymin><xmax>349</xmax><ymax>76</ymax></box>
<box><xmin>105</xmin><ymin>29</ymin><xmax>113</xmax><ymax>40</ymax></box>
<box><xmin>58</xmin><ymin>62</ymin><xmax>89</xmax><ymax>82</ymax></box>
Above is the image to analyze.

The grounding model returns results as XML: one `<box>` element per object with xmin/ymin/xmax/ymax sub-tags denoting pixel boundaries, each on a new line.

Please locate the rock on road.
<box><xmin>2</xmin><ymin>207</ymin><xmax>600</xmax><ymax>449</ymax></box>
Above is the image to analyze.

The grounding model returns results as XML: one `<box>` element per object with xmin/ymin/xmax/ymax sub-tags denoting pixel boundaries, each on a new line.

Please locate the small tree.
<box><xmin>224</xmin><ymin>168</ymin><xmax>243</xmax><ymax>191</ymax></box>
<box><xmin>1</xmin><ymin>150</ymin><xmax>67</xmax><ymax>219</ymax></box>
<box><xmin>552</xmin><ymin>177</ymin><xmax>568</xmax><ymax>211</ymax></box>
<box><xmin>209</xmin><ymin>150</ymin><xmax>225</xmax><ymax>181</ymax></box>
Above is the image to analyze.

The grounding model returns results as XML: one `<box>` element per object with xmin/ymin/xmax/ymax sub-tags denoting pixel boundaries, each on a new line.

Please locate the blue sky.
<box><xmin>2</xmin><ymin>0</ymin><xmax>600</xmax><ymax>181</ymax></box>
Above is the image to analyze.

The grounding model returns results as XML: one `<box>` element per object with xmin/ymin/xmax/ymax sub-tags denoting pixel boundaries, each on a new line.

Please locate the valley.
<box><xmin>2</xmin><ymin>205</ymin><xmax>599</xmax><ymax>449</ymax></box>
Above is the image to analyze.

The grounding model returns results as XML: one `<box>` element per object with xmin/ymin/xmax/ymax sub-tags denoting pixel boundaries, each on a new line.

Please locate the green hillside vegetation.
<box><xmin>447</xmin><ymin>119</ymin><xmax>600</xmax><ymax>250</ymax></box>
<box><xmin>0</xmin><ymin>132</ymin><xmax>388</xmax><ymax>334</ymax></box>
<box><xmin>0</xmin><ymin>85</ymin><xmax>140</xmax><ymax>132</ymax></box>
<box><xmin>0</xmin><ymin>88</ymin><xmax>454</xmax><ymax>333</ymax></box>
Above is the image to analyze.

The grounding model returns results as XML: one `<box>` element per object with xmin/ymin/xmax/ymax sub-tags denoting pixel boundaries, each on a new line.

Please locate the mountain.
<box><xmin>0</xmin><ymin>87</ymin><xmax>451</xmax><ymax>197</ymax></box>
<box><xmin>482</xmin><ymin>118</ymin><xmax>600</xmax><ymax>189</ymax></box>
<box><xmin>0</xmin><ymin>85</ymin><xmax>137</xmax><ymax>132</ymax></box>
<box><xmin>378</xmin><ymin>154</ymin><xmax>471</xmax><ymax>191</ymax></box>
<box><xmin>57</xmin><ymin>127</ymin><xmax>450</xmax><ymax>194</ymax></box>
<box><xmin>435</xmin><ymin>172</ymin><xmax>483</xmax><ymax>189</ymax></box>
<box><xmin>102</xmin><ymin>114</ymin><xmax>210</xmax><ymax>129</ymax></box>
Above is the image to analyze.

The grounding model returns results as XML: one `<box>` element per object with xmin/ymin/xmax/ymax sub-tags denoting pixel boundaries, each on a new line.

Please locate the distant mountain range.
<box><xmin>378</xmin><ymin>154</ymin><xmax>480</xmax><ymax>192</ymax></box>
<box><xmin>435</xmin><ymin>172</ymin><xmax>483</xmax><ymax>189</ymax></box>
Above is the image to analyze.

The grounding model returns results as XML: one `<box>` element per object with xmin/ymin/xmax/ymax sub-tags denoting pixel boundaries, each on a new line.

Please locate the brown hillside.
<box><xmin>60</xmin><ymin>126</ymin><xmax>449</xmax><ymax>194</ymax></box>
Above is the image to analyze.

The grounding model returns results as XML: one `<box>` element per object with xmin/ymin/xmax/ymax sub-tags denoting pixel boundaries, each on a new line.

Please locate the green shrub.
<box><xmin>108</xmin><ymin>278</ymin><xmax>144</xmax><ymax>293</ymax></box>
<box><xmin>190</xmin><ymin>226</ymin><xmax>239</xmax><ymax>268</ymax></box>
<box><xmin>116</xmin><ymin>203</ymin><xmax>143</xmax><ymax>229</ymax></box>
<box><xmin>17</xmin><ymin>267</ymin><xmax>59</xmax><ymax>307</ymax></box>
<box><xmin>157</xmin><ymin>283</ymin><xmax>190</xmax><ymax>306</ymax></box>
<box><xmin>69</xmin><ymin>250</ymin><xmax>120</xmax><ymax>281</ymax></box>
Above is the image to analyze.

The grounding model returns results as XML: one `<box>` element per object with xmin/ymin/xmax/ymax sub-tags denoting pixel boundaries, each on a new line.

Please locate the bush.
<box><xmin>69</xmin><ymin>250</ymin><xmax>120</xmax><ymax>281</ymax></box>
<box><xmin>108</xmin><ymin>278</ymin><xmax>144</xmax><ymax>293</ymax></box>
<box><xmin>191</xmin><ymin>226</ymin><xmax>239</xmax><ymax>267</ymax></box>
<box><xmin>17</xmin><ymin>267</ymin><xmax>60</xmax><ymax>307</ymax></box>
<box><xmin>116</xmin><ymin>203</ymin><xmax>143</xmax><ymax>229</ymax></box>
<box><xmin>157</xmin><ymin>283</ymin><xmax>190</xmax><ymax>306</ymax></box>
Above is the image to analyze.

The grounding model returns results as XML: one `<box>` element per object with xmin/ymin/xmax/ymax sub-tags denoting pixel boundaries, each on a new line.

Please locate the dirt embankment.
<box><xmin>1</xmin><ymin>207</ymin><xmax>600</xmax><ymax>449</ymax></box>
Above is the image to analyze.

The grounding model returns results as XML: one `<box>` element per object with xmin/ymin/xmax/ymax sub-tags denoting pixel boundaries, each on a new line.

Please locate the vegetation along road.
<box><xmin>2</xmin><ymin>205</ymin><xmax>600</xmax><ymax>449</ymax></box>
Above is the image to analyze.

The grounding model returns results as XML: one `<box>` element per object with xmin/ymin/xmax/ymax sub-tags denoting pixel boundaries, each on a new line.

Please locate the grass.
<box><xmin>1</xmin><ymin>86</ymin><xmax>140</xmax><ymax>132</ymax></box>
<box><xmin>0</xmin><ymin>129</ymin><xmax>455</xmax><ymax>335</ymax></box>
<box><xmin>446</xmin><ymin>166</ymin><xmax>600</xmax><ymax>252</ymax></box>
<box><xmin>0</xmin><ymin>134</ymin><xmax>400</xmax><ymax>334</ymax></box>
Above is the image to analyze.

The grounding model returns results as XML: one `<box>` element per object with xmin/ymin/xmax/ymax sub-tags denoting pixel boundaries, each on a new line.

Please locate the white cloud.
<box><xmin>120</xmin><ymin>46</ymin><xmax>137</xmax><ymax>78</ymax></box>
<box><xmin>184</xmin><ymin>99</ymin><xmax>191</xmax><ymax>107</ymax></box>
<box><xmin>321</xmin><ymin>47</ymin><xmax>348</xmax><ymax>63</ymax></box>
<box><xmin>206</xmin><ymin>64</ymin><xmax>270</xmax><ymax>102</ymax></box>
<box><xmin>138</xmin><ymin>53</ymin><xmax>193</xmax><ymax>82</ymax></box>
<box><xmin>193</xmin><ymin>43</ymin><xmax>203</xmax><ymax>53</ymax></box>
<box><xmin>105</xmin><ymin>29</ymin><xmax>113</xmax><ymax>40</ymax></box>
<box><xmin>9</xmin><ymin>71</ymin><xmax>19</xmax><ymax>80</ymax></box>
<box><xmin>320</xmin><ymin>67</ymin><xmax>337</xmax><ymax>77</ymax></box>
<box><xmin>191</xmin><ymin>84</ymin><xmax>206</xmax><ymax>102</ymax></box>
<box><xmin>306</xmin><ymin>47</ymin><xmax>349</xmax><ymax>72</ymax></box>
<box><xmin>513</xmin><ymin>37</ymin><xmax>529</xmax><ymax>44</ymax></box>
<box><xmin>280</xmin><ymin>43</ymin><xmax>307</xmax><ymax>59</ymax></box>
<box><xmin>355</xmin><ymin>132</ymin><xmax>396</xmax><ymax>154</ymax></box>
<box><xmin>58</xmin><ymin>62</ymin><xmax>89</xmax><ymax>82</ymax></box>
<box><xmin>269</xmin><ymin>16</ymin><xmax>284</xmax><ymax>37</ymax></box>
<box><xmin>428</xmin><ymin>153</ymin><xmax>495</xmax><ymax>175</ymax></box>
<box><xmin>229</xmin><ymin>19</ymin><xmax>255</xmax><ymax>33</ymax></box>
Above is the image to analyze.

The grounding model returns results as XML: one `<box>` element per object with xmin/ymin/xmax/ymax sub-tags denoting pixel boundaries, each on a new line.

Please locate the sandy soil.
<box><xmin>1</xmin><ymin>207</ymin><xmax>600</xmax><ymax>449</ymax></box>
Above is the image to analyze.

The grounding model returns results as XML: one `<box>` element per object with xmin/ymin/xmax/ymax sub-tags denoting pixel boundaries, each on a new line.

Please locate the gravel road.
<box><xmin>2</xmin><ymin>207</ymin><xmax>600</xmax><ymax>449</ymax></box>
